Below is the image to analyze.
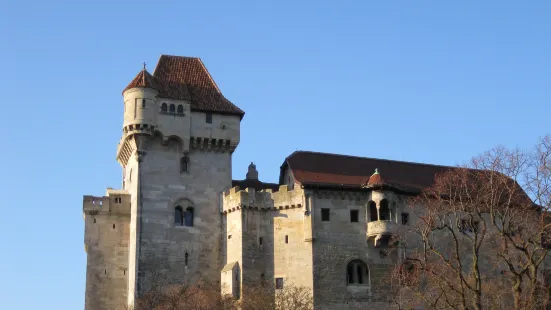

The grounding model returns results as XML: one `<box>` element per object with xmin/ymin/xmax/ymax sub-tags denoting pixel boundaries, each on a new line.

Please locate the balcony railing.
<box><xmin>367</xmin><ymin>220</ymin><xmax>397</xmax><ymax>238</ymax></box>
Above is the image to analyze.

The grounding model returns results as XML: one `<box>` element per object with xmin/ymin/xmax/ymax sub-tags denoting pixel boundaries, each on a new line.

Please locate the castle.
<box><xmin>82</xmin><ymin>55</ymin><xmax>496</xmax><ymax>309</ymax></box>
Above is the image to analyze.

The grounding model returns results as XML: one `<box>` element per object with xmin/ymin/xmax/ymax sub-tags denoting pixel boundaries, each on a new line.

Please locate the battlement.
<box><xmin>83</xmin><ymin>190</ymin><xmax>131</xmax><ymax>215</ymax></box>
<box><xmin>222</xmin><ymin>185</ymin><xmax>304</xmax><ymax>214</ymax></box>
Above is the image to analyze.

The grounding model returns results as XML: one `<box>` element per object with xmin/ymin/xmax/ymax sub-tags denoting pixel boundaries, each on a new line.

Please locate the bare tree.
<box><xmin>129</xmin><ymin>277</ymin><xmax>313</xmax><ymax>310</ymax></box>
<box><xmin>389</xmin><ymin>136</ymin><xmax>551</xmax><ymax>310</ymax></box>
<box><xmin>238</xmin><ymin>283</ymin><xmax>313</xmax><ymax>310</ymax></box>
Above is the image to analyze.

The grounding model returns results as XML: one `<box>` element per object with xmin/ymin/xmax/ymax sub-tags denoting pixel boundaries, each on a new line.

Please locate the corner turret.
<box><xmin>116</xmin><ymin>65</ymin><xmax>160</xmax><ymax>167</ymax></box>
<box><xmin>121</xmin><ymin>66</ymin><xmax>159</xmax><ymax>137</ymax></box>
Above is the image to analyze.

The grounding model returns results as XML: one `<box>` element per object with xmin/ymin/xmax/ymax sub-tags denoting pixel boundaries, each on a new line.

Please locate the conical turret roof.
<box><xmin>122</xmin><ymin>67</ymin><xmax>158</xmax><ymax>94</ymax></box>
<box><xmin>366</xmin><ymin>168</ymin><xmax>386</xmax><ymax>186</ymax></box>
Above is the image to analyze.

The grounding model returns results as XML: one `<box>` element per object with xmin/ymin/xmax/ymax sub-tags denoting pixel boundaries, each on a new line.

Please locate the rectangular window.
<box><xmin>285</xmin><ymin>235</ymin><xmax>288</xmax><ymax>244</ymax></box>
<box><xmin>142</xmin><ymin>98</ymin><xmax>146</xmax><ymax>108</ymax></box>
<box><xmin>321</xmin><ymin>208</ymin><xmax>330</xmax><ymax>221</ymax></box>
<box><xmin>259</xmin><ymin>237</ymin><xmax>263</xmax><ymax>246</ymax></box>
<box><xmin>350</xmin><ymin>210</ymin><xmax>359</xmax><ymax>223</ymax></box>
<box><xmin>401</xmin><ymin>213</ymin><xmax>409</xmax><ymax>225</ymax></box>
<box><xmin>275</xmin><ymin>278</ymin><xmax>284</xmax><ymax>289</ymax></box>
<box><xmin>206</xmin><ymin>113</ymin><xmax>213</xmax><ymax>123</ymax></box>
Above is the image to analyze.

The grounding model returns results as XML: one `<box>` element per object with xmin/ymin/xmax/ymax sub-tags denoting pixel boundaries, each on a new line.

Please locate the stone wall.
<box><xmin>83</xmin><ymin>191</ymin><xmax>131</xmax><ymax>310</ymax></box>
<box><xmin>311</xmin><ymin>189</ymin><xmax>410</xmax><ymax>309</ymax></box>
<box><xmin>116</xmin><ymin>88</ymin><xmax>240</xmax><ymax>307</ymax></box>
<box><xmin>135</xmin><ymin>136</ymin><xmax>233</xmax><ymax>293</ymax></box>
<box><xmin>222</xmin><ymin>185</ymin><xmax>314</xmax><ymax>301</ymax></box>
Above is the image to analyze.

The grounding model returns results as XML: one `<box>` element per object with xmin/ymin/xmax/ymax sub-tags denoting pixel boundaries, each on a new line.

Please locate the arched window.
<box><xmin>169</xmin><ymin>104</ymin><xmax>175</xmax><ymax>113</ymax></box>
<box><xmin>184</xmin><ymin>207</ymin><xmax>194</xmax><ymax>227</ymax></box>
<box><xmin>161</xmin><ymin>103</ymin><xmax>167</xmax><ymax>113</ymax></box>
<box><xmin>180</xmin><ymin>156</ymin><xmax>189</xmax><ymax>173</ymax></box>
<box><xmin>174</xmin><ymin>206</ymin><xmax>184</xmax><ymax>226</ymax></box>
<box><xmin>347</xmin><ymin>260</ymin><xmax>369</xmax><ymax>285</ymax></box>
<box><xmin>379</xmin><ymin>199</ymin><xmax>390</xmax><ymax>221</ymax></box>
<box><xmin>369</xmin><ymin>201</ymin><xmax>378</xmax><ymax>222</ymax></box>
<box><xmin>177</xmin><ymin>105</ymin><xmax>184</xmax><ymax>115</ymax></box>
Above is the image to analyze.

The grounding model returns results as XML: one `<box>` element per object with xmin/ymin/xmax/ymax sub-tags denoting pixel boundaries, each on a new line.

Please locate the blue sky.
<box><xmin>2</xmin><ymin>0</ymin><xmax>550</xmax><ymax>309</ymax></box>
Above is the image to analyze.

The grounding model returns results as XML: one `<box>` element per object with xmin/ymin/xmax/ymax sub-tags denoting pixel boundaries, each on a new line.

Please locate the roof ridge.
<box><xmin>160</xmin><ymin>54</ymin><xmax>200</xmax><ymax>59</ymax></box>
<box><xmin>152</xmin><ymin>54</ymin><xmax>201</xmax><ymax>76</ymax></box>
<box><xmin>197</xmin><ymin>58</ymin><xmax>221</xmax><ymax>94</ymax></box>
<box><xmin>291</xmin><ymin>150</ymin><xmax>458</xmax><ymax>170</ymax></box>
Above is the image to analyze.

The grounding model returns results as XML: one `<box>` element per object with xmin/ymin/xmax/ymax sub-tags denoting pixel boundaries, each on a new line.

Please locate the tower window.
<box><xmin>350</xmin><ymin>210</ymin><xmax>359</xmax><ymax>223</ymax></box>
<box><xmin>180</xmin><ymin>156</ymin><xmax>189</xmax><ymax>173</ymax></box>
<box><xmin>177</xmin><ymin>105</ymin><xmax>184</xmax><ymax>115</ymax></box>
<box><xmin>369</xmin><ymin>201</ymin><xmax>377</xmax><ymax>222</ymax></box>
<box><xmin>169</xmin><ymin>104</ymin><xmax>175</xmax><ymax>113</ymax></box>
<box><xmin>185</xmin><ymin>252</ymin><xmax>189</xmax><ymax>266</ymax></box>
<box><xmin>175</xmin><ymin>206</ymin><xmax>184</xmax><ymax>226</ymax></box>
<box><xmin>401</xmin><ymin>213</ymin><xmax>409</xmax><ymax>225</ymax></box>
<box><xmin>142</xmin><ymin>98</ymin><xmax>146</xmax><ymax>108</ymax></box>
<box><xmin>285</xmin><ymin>235</ymin><xmax>288</xmax><ymax>244</ymax></box>
<box><xmin>259</xmin><ymin>237</ymin><xmax>263</xmax><ymax>246</ymax></box>
<box><xmin>206</xmin><ymin>113</ymin><xmax>212</xmax><ymax>123</ymax></box>
<box><xmin>347</xmin><ymin>259</ymin><xmax>369</xmax><ymax>285</ymax></box>
<box><xmin>275</xmin><ymin>278</ymin><xmax>284</xmax><ymax>289</ymax></box>
<box><xmin>161</xmin><ymin>103</ymin><xmax>167</xmax><ymax>113</ymax></box>
<box><xmin>184</xmin><ymin>207</ymin><xmax>194</xmax><ymax>227</ymax></box>
<box><xmin>321</xmin><ymin>208</ymin><xmax>330</xmax><ymax>221</ymax></box>
<box><xmin>113</xmin><ymin>224</ymin><xmax>115</xmax><ymax>229</ymax></box>
<box><xmin>379</xmin><ymin>199</ymin><xmax>390</xmax><ymax>221</ymax></box>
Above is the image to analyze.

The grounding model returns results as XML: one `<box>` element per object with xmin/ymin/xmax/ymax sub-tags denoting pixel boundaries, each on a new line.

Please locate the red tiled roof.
<box><xmin>154</xmin><ymin>55</ymin><xmax>244</xmax><ymax>117</ymax></box>
<box><xmin>122</xmin><ymin>69</ymin><xmax>158</xmax><ymax>94</ymax></box>
<box><xmin>282</xmin><ymin>151</ymin><xmax>454</xmax><ymax>193</ymax></box>
<box><xmin>366</xmin><ymin>169</ymin><xmax>386</xmax><ymax>186</ymax></box>
<box><xmin>122</xmin><ymin>55</ymin><xmax>244</xmax><ymax>118</ymax></box>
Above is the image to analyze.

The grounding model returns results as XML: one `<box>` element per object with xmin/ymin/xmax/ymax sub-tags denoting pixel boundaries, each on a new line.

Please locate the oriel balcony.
<box><xmin>367</xmin><ymin>220</ymin><xmax>397</xmax><ymax>247</ymax></box>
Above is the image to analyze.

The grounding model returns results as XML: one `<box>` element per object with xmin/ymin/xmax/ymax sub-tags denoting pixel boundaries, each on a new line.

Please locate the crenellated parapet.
<box><xmin>190</xmin><ymin>137</ymin><xmax>237</xmax><ymax>153</ymax></box>
<box><xmin>83</xmin><ymin>189</ymin><xmax>131</xmax><ymax>255</ymax></box>
<box><xmin>222</xmin><ymin>185</ymin><xmax>304</xmax><ymax>214</ymax></box>
<box><xmin>83</xmin><ymin>190</ymin><xmax>131</xmax><ymax>216</ymax></box>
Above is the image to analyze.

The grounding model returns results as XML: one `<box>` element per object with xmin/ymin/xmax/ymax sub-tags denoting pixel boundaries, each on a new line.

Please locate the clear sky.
<box><xmin>2</xmin><ymin>0</ymin><xmax>550</xmax><ymax>309</ymax></box>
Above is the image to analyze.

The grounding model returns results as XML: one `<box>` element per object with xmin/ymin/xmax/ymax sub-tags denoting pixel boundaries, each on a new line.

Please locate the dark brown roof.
<box><xmin>232</xmin><ymin>179</ymin><xmax>280</xmax><ymax>192</ymax></box>
<box><xmin>122</xmin><ymin>69</ymin><xmax>158</xmax><ymax>94</ymax></box>
<box><xmin>123</xmin><ymin>55</ymin><xmax>244</xmax><ymax>118</ymax></box>
<box><xmin>281</xmin><ymin>151</ymin><xmax>454</xmax><ymax>193</ymax></box>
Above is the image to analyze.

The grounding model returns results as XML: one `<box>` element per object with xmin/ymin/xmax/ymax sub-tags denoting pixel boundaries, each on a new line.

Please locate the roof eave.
<box><xmin>299</xmin><ymin>182</ymin><xmax>420</xmax><ymax>195</ymax></box>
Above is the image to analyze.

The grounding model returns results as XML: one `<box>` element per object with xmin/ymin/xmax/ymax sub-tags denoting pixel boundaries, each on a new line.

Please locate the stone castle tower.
<box><xmin>82</xmin><ymin>55</ymin><xmax>430</xmax><ymax>309</ymax></box>
<box><xmin>83</xmin><ymin>55</ymin><xmax>244</xmax><ymax>309</ymax></box>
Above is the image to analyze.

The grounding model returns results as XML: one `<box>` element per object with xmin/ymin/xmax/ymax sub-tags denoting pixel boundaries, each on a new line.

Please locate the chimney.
<box><xmin>246</xmin><ymin>162</ymin><xmax>258</xmax><ymax>180</ymax></box>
